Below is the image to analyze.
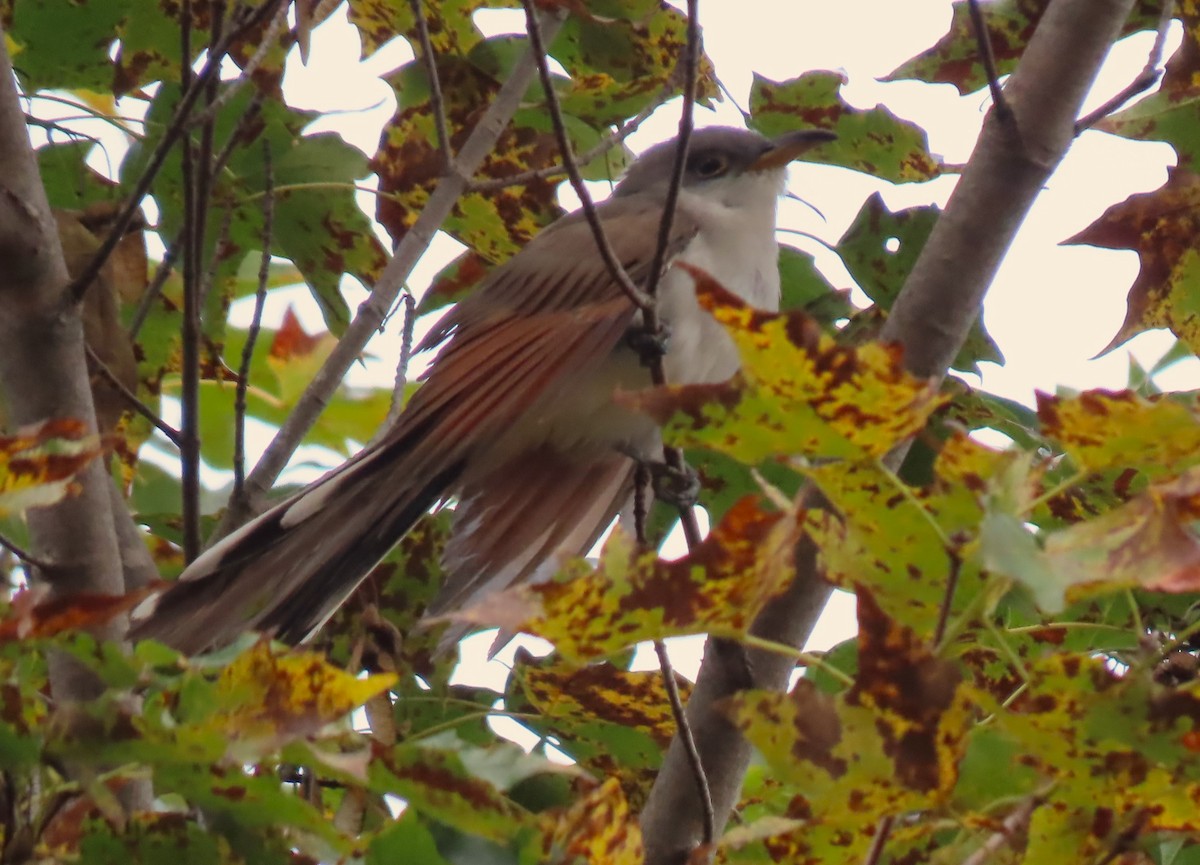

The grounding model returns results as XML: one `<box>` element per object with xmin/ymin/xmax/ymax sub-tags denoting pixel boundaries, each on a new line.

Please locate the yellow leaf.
<box><xmin>209</xmin><ymin>641</ymin><xmax>396</xmax><ymax>756</ymax></box>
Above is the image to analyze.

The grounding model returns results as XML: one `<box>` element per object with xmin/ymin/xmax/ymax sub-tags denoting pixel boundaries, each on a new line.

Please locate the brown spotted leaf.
<box><xmin>750</xmin><ymin>72</ymin><xmax>940</xmax><ymax>183</ymax></box>
<box><xmin>885</xmin><ymin>0</ymin><xmax>1162</xmax><ymax>94</ymax></box>
<box><xmin>1096</xmin><ymin>3</ymin><xmax>1200</xmax><ymax>167</ymax></box>
<box><xmin>801</xmin><ymin>433</ymin><xmax>1003</xmax><ymax>637</ymax></box>
<box><xmin>835</xmin><ymin>194</ymin><xmax>1001</xmax><ymax>373</ymax></box>
<box><xmin>1066</xmin><ymin>166</ymin><xmax>1200</xmax><ymax>355</ymax></box>
<box><xmin>206</xmin><ymin>641</ymin><xmax>397</xmax><ymax>758</ymax></box>
<box><xmin>1038</xmin><ymin>389</ymin><xmax>1200</xmax><ymax>479</ymax></box>
<box><xmin>539</xmin><ymin>778</ymin><xmax>643</xmax><ymax>865</ymax></box>
<box><xmin>982</xmin><ymin>465</ymin><xmax>1200</xmax><ymax>611</ymax></box>
<box><xmin>625</xmin><ymin>266</ymin><xmax>946</xmax><ymax>465</ymax></box>
<box><xmin>367</xmin><ymin>743</ymin><xmax>538</xmax><ymax>844</ymax></box>
<box><xmin>993</xmin><ymin>654</ymin><xmax>1200</xmax><ymax>833</ymax></box>
<box><xmin>0</xmin><ymin>419</ymin><xmax>101</xmax><ymax>517</ymax></box>
<box><xmin>510</xmin><ymin>655</ymin><xmax>687</xmax><ymax>805</ymax></box>
<box><xmin>448</xmin><ymin>496</ymin><xmax>799</xmax><ymax>661</ymax></box>
<box><xmin>721</xmin><ymin>591</ymin><xmax>971</xmax><ymax>861</ymax></box>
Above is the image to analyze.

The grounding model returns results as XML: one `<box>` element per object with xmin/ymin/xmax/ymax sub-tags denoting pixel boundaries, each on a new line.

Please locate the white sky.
<box><xmin>37</xmin><ymin>3</ymin><xmax>1189</xmax><ymax>711</ymax></box>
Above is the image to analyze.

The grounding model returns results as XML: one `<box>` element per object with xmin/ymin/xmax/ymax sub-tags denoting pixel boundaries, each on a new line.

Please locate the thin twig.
<box><xmin>655</xmin><ymin>639</ymin><xmax>714</xmax><ymax>848</ymax></box>
<box><xmin>84</xmin><ymin>344</ymin><xmax>182</xmax><ymax>447</ymax></box>
<box><xmin>519</xmin><ymin>0</ymin><xmax>652</xmax><ymax>312</ymax></box>
<box><xmin>960</xmin><ymin>796</ymin><xmax>1042</xmax><ymax>865</ymax></box>
<box><xmin>639</xmin><ymin>0</ymin><xmax>703</xmax><ymax>552</ymax></box>
<box><xmin>185</xmin><ymin>0</ymin><xmax>289</xmax><ymax>129</ymax></box>
<box><xmin>234</xmin><ymin>143</ymin><xmax>273</xmax><ymax>507</ymax></box>
<box><xmin>179</xmin><ymin>0</ymin><xmax>202</xmax><ymax>563</ymax></box>
<box><xmin>967</xmin><ymin>0</ymin><xmax>1011</xmax><ymax>119</ymax></box>
<box><xmin>127</xmin><ymin>228</ymin><xmax>184</xmax><ymax>339</ymax></box>
<box><xmin>862</xmin><ymin>815</ymin><xmax>896</xmax><ymax>865</ymax></box>
<box><xmin>408</xmin><ymin>0</ymin><xmax>454</xmax><ymax>173</ymax></box>
<box><xmin>933</xmin><ymin>545</ymin><xmax>963</xmax><ymax>649</ymax></box>
<box><xmin>378</xmin><ymin>291</ymin><xmax>416</xmax><ymax>435</ymax></box>
<box><xmin>61</xmin><ymin>0</ymin><xmax>279</xmax><ymax>306</ymax></box>
<box><xmin>128</xmin><ymin>91</ymin><xmax>265</xmax><ymax>340</ymax></box>
<box><xmin>200</xmin><ymin>202</ymin><xmax>234</xmax><ymax>308</ymax></box>
<box><xmin>0</xmin><ymin>531</ymin><xmax>50</xmax><ymax>571</ymax></box>
<box><xmin>468</xmin><ymin>92</ymin><xmax>663</xmax><ymax>193</ymax></box>
<box><xmin>1075</xmin><ymin>0</ymin><xmax>1174</xmax><ymax>133</ymax></box>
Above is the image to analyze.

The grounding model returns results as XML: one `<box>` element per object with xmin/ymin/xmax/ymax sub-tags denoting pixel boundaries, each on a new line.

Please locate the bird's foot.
<box><xmin>648</xmin><ymin>458</ymin><xmax>701</xmax><ymax>509</ymax></box>
<box><xmin>626</xmin><ymin>321</ymin><xmax>671</xmax><ymax>366</ymax></box>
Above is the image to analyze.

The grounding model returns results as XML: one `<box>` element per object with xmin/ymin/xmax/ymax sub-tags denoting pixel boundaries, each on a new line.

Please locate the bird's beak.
<box><xmin>749</xmin><ymin>128</ymin><xmax>837</xmax><ymax>171</ymax></box>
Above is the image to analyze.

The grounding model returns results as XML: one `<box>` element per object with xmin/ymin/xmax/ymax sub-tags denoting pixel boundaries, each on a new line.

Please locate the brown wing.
<box><xmin>130</xmin><ymin>192</ymin><xmax>698</xmax><ymax>654</ymax></box>
<box><xmin>389</xmin><ymin>192</ymin><xmax>700</xmax><ymax>474</ymax></box>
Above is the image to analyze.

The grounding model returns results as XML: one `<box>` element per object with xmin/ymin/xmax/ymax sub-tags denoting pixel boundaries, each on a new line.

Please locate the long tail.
<box><xmin>129</xmin><ymin>434</ymin><xmax>462</xmax><ymax>655</ymax></box>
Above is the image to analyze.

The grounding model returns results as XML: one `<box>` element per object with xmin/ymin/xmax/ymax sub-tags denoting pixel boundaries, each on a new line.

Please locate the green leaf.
<box><xmin>750</xmin><ymin>72</ymin><xmax>941</xmax><ymax>183</ymax></box>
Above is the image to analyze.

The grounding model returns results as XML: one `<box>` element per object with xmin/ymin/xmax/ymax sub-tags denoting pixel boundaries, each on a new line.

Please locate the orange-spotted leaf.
<box><xmin>209</xmin><ymin>641</ymin><xmax>396</xmax><ymax>757</ymax></box>
<box><xmin>1038</xmin><ymin>389</ymin><xmax>1200</xmax><ymax>478</ymax></box>
<box><xmin>0</xmin><ymin>418</ymin><xmax>100</xmax><ymax>517</ymax></box>
<box><xmin>0</xmin><ymin>583</ymin><xmax>161</xmax><ymax>642</ymax></box>
<box><xmin>448</xmin><ymin>496</ymin><xmax>799</xmax><ymax>661</ymax></box>
<box><xmin>540</xmin><ymin>778</ymin><xmax>643</xmax><ymax>865</ymax></box>
<box><xmin>625</xmin><ymin>267</ymin><xmax>945</xmax><ymax>466</ymax></box>
<box><xmin>1067</xmin><ymin>166</ymin><xmax>1200</xmax><ymax>355</ymax></box>
<box><xmin>721</xmin><ymin>591</ymin><xmax>971</xmax><ymax>859</ymax></box>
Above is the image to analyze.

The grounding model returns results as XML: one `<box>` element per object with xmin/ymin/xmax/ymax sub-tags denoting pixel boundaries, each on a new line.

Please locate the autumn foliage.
<box><xmin>4</xmin><ymin>2</ymin><xmax>1200</xmax><ymax>865</ymax></box>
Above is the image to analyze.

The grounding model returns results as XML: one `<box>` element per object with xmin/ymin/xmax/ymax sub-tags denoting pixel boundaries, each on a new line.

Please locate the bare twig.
<box><xmin>467</xmin><ymin>92</ymin><xmax>662</xmax><ymax>193</ymax></box>
<box><xmin>0</xmin><ymin>531</ymin><xmax>49</xmax><ymax>572</ymax></box>
<box><xmin>655</xmin><ymin>639</ymin><xmax>714</xmax><ymax>847</ymax></box>
<box><xmin>84</xmin><ymin>344</ymin><xmax>182</xmax><ymax>447</ymax></box>
<box><xmin>933</xmin><ymin>545</ymin><xmax>963</xmax><ymax>648</ymax></box>
<box><xmin>967</xmin><ymin>0</ymin><xmax>1011</xmax><ymax>118</ymax></box>
<box><xmin>639</xmin><ymin>0</ymin><xmax>703</xmax><ymax>551</ymax></box>
<box><xmin>1075</xmin><ymin>0</ymin><xmax>1174</xmax><ymax>132</ymax></box>
<box><xmin>960</xmin><ymin>797</ymin><xmax>1041</xmax><ymax>865</ymax></box>
<box><xmin>128</xmin><ymin>91</ymin><xmax>266</xmax><ymax>339</ymax></box>
<box><xmin>62</xmin><ymin>0</ymin><xmax>280</xmax><ymax>306</ymax></box>
<box><xmin>185</xmin><ymin>1</ymin><xmax>289</xmax><ymax>129</ymax></box>
<box><xmin>179</xmin><ymin>0</ymin><xmax>203</xmax><ymax>563</ymax></box>
<box><xmin>377</xmin><ymin>291</ymin><xmax>416</xmax><ymax>436</ymax></box>
<box><xmin>234</xmin><ymin>143</ymin><xmax>273</xmax><ymax>507</ymax></box>
<box><xmin>408</xmin><ymin>0</ymin><xmax>454</xmax><ymax>173</ymax></box>
<box><xmin>127</xmin><ymin>228</ymin><xmax>183</xmax><ymax>339</ymax></box>
<box><xmin>520</xmin><ymin>0</ymin><xmax>652</xmax><ymax>311</ymax></box>
<box><xmin>862</xmin><ymin>815</ymin><xmax>896</xmax><ymax>865</ymax></box>
<box><xmin>218</xmin><ymin>9</ymin><xmax>569</xmax><ymax>535</ymax></box>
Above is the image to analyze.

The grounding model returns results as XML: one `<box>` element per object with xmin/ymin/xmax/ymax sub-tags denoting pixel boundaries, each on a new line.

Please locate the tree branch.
<box><xmin>639</xmin><ymin>0</ymin><xmax>1138</xmax><ymax>860</ymax></box>
<box><xmin>0</xmin><ymin>23</ymin><xmax>125</xmax><ymax>700</ymax></box>
<box><xmin>216</xmin><ymin>8</ymin><xmax>569</xmax><ymax>536</ymax></box>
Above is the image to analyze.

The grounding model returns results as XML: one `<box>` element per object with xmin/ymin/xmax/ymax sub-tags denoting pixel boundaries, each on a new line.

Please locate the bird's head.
<box><xmin>614</xmin><ymin>126</ymin><xmax>835</xmax><ymax>208</ymax></box>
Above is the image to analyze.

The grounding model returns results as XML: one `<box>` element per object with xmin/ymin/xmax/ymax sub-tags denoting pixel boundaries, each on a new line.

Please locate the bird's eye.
<box><xmin>690</xmin><ymin>154</ymin><xmax>728</xmax><ymax>178</ymax></box>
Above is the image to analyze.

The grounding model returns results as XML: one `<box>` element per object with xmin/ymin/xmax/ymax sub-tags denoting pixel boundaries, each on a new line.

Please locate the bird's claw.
<box><xmin>626</xmin><ymin>322</ymin><xmax>671</xmax><ymax>366</ymax></box>
<box><xmin>649</xmin><ymin>459</ymin><xmax>701</xmax><ymax>509</ymax></box>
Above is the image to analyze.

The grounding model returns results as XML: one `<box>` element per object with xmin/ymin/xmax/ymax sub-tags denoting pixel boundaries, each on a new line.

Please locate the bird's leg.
<box><xmin>625</xmin><ymin>319</ymin><xmax>671</xmax><ymax>366</ymax></box>
<box><xmin>647</xmin><ymin>458</ymin><xmax>701</xmax><ymax>509</ymax></box>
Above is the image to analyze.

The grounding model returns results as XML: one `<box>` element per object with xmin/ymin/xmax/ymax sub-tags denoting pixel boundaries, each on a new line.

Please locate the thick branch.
<box><xmin>0</xmin><ymin>26</ymin><xmax>125</xmax><ymax>697</ymax></box>
<box><xmin>217</xmin><ymin>9</ymin><xmax>568</xmax><ymax>536</ymax></box>
<box><xmin>639</xmin><ymin>0</ymin><xmax>1137</xmax><ymax>860</ymax></box>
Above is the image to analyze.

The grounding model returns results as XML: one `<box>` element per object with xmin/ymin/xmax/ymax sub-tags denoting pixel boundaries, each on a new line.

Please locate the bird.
<box><xmin>129</xmin><ymin>125</ymin><xmax>835</xmax><ymax>655</ymax></box>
